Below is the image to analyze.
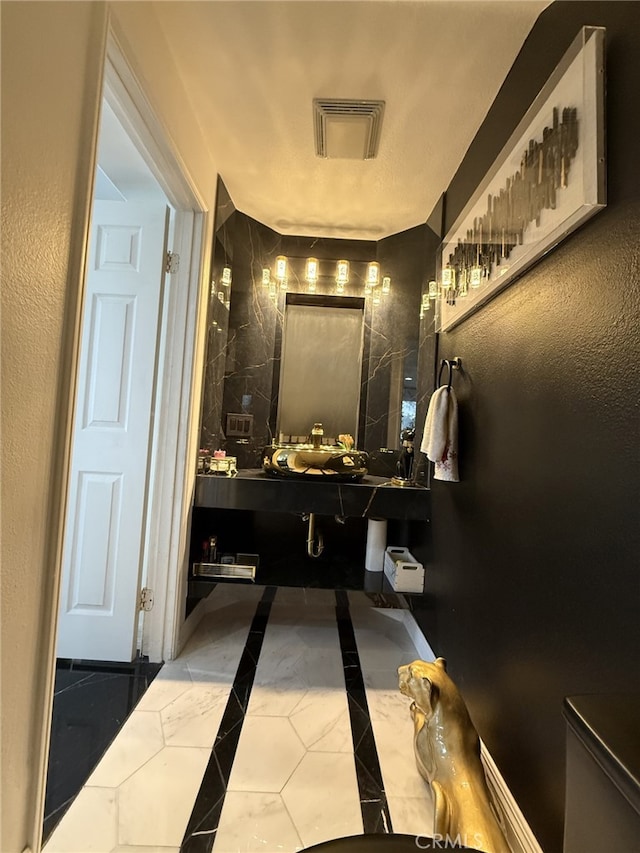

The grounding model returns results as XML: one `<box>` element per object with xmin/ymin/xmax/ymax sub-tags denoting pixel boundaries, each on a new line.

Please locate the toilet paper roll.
<box><xmin>365</xmin><ymin>518</ymin><xmax>387</xmax><ymax>572</ymax></box>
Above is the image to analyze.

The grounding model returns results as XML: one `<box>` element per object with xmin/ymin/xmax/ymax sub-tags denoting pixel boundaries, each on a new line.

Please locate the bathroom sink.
<box><xmin>262</xmin><ymin>443</ymin><xmax>369</xmax><ymax>482</ymax></box>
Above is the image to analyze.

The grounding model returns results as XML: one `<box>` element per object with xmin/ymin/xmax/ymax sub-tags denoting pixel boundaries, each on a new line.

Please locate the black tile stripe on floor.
<box><xmin>335</xmin><ymin>590</ymin><xmax>393</xmax><ymax>834</ymax></box>
<box><xmin>180</xmin><ymin>586</ymin><xmax>277</xmax><ymax>853</ymax></box>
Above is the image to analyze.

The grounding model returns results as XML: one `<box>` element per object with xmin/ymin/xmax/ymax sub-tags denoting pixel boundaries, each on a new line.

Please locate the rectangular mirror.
<box><xmin>277</xmin><ymin>294</ymin><xmax>364</xmax><ymax>442</ymax></box>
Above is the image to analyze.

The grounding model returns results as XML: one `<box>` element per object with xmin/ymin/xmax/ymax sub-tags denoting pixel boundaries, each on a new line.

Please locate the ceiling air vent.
<box><xmin>313</xmin><ymin>98</ymin><xmax>385</xmax><ymax>160</ymax></box>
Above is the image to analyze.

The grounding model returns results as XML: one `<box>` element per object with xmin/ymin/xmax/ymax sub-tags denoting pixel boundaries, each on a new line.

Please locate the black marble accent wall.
<box><xmin>376</xmin><ymin>223</ymin><xmax>439</xmax><ymax>474</ymax></box>
<box><xmin>200</xmin><ymin>177</ymin><xmax>236</xmax><ymax>453</ymax></box>
<box><xmin>221</xmin><ymin>214</ymin><xmax>283</xmax><ymax>466</ymax></box>
<box><xmin>199</xmin><ymin>203</ymin><xmax>440</xmax><ymax>468</ymax></box>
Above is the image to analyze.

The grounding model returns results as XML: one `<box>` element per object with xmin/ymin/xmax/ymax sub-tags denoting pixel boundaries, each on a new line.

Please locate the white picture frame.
<box><xmin>436</xmin><ymin>26</ymin><xmax>606</xmax><ymax>333</ymax></box>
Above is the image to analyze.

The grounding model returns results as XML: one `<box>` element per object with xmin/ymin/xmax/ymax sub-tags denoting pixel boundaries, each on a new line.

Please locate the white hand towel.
<box><xmin>421</xmin><ymin>385</ymin><xmax>459</xmax><ymax>482</ymax></box>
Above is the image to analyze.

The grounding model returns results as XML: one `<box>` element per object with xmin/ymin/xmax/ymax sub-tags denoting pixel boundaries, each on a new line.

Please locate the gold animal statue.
<box><xmin>398</xmin><ymin>658</ymin><xmax>510</xmax><ymax>853</ymax></box>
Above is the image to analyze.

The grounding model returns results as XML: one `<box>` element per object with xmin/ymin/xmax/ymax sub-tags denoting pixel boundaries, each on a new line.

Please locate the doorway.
<box><xmin>44</xmin><ymin>30</ymin><xmax>206</xmax><ymax>842</ymax></box>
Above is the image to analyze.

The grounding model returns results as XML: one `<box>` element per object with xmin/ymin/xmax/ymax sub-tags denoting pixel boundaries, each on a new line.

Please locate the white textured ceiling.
<box><xmin>154</xmin><ymin>0</ymin><xmax>550</xmax><ymax>239</ymax></box>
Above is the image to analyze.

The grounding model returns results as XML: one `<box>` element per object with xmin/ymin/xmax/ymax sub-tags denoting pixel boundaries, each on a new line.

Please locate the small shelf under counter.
<box><xmin>194</xmin><ymin>469</ymin><xmax>430</xmax><ymax>521</ymax></box>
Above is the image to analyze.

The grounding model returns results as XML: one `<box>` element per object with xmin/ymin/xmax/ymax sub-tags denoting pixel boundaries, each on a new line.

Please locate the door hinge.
<box><xmin>139</xmin><ymin>587</ymin><xmax>154</xmax><ymax>611</ymax></box>
<box><xmin>165</xmin><ymin>250</ymin><xmax>180</xmax><ymax>274</ymax></box>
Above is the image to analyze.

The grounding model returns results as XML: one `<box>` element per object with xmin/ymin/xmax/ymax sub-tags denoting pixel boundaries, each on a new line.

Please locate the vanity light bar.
<box><xmin>266</xmin><ymin>256</ymin><xmax>392</xmax><ymax>294</ymax></box>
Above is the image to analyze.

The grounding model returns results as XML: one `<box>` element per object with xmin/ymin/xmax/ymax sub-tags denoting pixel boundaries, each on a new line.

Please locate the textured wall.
<box><xmin>1</xmin><ymin>5</ymin><xmax>108</xmax><ymax>849</ymax></box>
<box><xmin>0</xmin><ymin>3</ymin><xmax>218</xmax><ymax>849</ymax></box>
<box><xmin>412</xmin><ymin>4</ymin><xmax>640</xmax><ymax>851</ymax></box>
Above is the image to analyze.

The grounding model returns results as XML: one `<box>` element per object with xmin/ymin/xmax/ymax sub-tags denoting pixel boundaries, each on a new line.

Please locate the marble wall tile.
<box><xmin>199</xmin><ymin>210</ymin><xmax>440</xmax><ymax>462</ymax></box>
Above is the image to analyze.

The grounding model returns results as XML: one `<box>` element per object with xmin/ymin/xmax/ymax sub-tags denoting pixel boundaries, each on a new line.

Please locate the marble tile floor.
<box><xmin>44</xmin><ymin>656</ymin><xmax>163</xmax><ymax>842</ymax></box>
<box><xmin>44</xmin><ymin>583</ymin><xmax>437</xmax><ymax>853</ymax></box>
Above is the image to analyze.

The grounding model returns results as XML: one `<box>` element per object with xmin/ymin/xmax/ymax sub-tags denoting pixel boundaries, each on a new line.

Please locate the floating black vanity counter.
<box><xmin>195</xmin><ymin>470</ymin><xmax>430</xmax><ymax>521</ymax></box>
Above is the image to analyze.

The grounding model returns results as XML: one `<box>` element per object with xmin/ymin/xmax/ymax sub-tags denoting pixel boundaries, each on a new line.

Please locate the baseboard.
<box><xmin>481</xmin><ymin>743</ymin><xmax>544</xmax><ymax>853</ymax></box>
<box><xmin>400</xmin><ymin>608</ymin><xmax>437</xmax><ymax>662</ymax></box>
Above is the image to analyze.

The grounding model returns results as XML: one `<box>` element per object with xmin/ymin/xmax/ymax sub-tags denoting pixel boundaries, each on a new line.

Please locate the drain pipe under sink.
<box><xmin>302</xmin><ymin>512</ymin><xmax>324</xmax><ymax>558</ymax></box>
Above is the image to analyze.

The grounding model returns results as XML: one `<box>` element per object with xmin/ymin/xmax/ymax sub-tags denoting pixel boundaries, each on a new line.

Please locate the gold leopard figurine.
<box><xmin>398</xmin><ymin>659</ymin><xmax>510</xmax><ymax>853</ymax></box>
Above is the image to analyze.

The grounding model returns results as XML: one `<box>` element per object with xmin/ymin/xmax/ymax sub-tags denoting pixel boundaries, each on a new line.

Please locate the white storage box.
<box><xmin>383</xmin><ymin>546</ymin><xmax>425</xmax><ymax>593</ymax></box>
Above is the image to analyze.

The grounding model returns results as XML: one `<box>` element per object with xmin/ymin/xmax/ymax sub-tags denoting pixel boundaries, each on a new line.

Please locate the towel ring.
<box><xmin>438</xmin><ymin>357</ymin><xmax>462</xmax><ymax>389</ymax></box>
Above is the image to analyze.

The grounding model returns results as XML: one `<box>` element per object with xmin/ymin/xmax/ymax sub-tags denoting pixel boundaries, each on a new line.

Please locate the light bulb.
<box><xmin>336</xmin><ymin>260</ymin><xmax>349</xmax><ymax>285</ymax></box>
<box><xmin>306</xmin><ymin>258</ymin><xmax>319</xmax><ymax>282</ymax></box>
<box><xmin>366</xmin><ymin>262</ymin><xmax>380</xmax><ymax>286</ymax></box>
<box><xmin>275</xmin><ymin>255</ymin><xmax>288</xmax><ymax>282</ymax></box>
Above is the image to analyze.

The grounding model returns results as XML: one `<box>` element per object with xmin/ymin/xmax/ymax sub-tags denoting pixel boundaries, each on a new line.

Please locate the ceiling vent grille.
<box><xmin>313</xmin><ymin>98</ymin><xmax>385</xmax><ymax>160</ymax></box>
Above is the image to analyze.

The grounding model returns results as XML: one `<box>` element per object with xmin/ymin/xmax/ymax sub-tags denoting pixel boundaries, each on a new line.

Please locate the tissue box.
<box><xmin>384</xmin><ymin>546</ymin><xmax>424</xmax><ymax>593</ymax></box>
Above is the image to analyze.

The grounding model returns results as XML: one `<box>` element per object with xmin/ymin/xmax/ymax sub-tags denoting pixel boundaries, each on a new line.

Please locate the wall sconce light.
<box><xmin>428</xmin><ymin>280</ymin><xmax>439</xmax><ymax>300</ymax></box>
<box><xmin>275</xmin><ymin>255</ymin><xmax>288</xmax><ymax>282</ymax></box>
<box><xmin>381</xmin><ymin>275</ymin><xmax>391</xmax><ymax>294</ymax></box>
<box><xmin>268</xmin><ymin>281</ymin><xmax>277</xmax><ymax>300</ymax></box>
<box><xmin>336</xmin><ymin>260</ymin><xmax>350</xmax><ymax>285</ymax></box>
<box><xmin>222</xmin><ymin>266</ymin><xmax>232</xmax><ymax>286</ymax></box>
<box><xmin>262</xmin><ymin>268</ymin><xmax>271</xmax><ymax>286</ymax></box>
<box><xmin>305</xmin><ymin>258</ymin><xmax>319</xmax><ymax>283</ymax></box>
<box><xmin>441</xmin><ymin>266</ymin><xmax>455</xmax><ymax>290</ymax></box>
<box><xmin>366</xmin><ymin>262</ymin><xmax>380</xmax><ymax>287</ymax></box>
<box><xmin>372</xmin><ymin>291</ymin><xmax>381</xmax><ymax>306</ymax></box>
<box><xmin>470</xmin><ymin>265</ymin><xmax>483</xmax><ymax>288</ymax></box>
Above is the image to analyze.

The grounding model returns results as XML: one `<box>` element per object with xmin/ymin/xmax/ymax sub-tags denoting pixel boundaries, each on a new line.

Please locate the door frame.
<box><xmin>31</xmin><ymin>14</ymin><xmax>210</xmax><ymax>851</ymax></box>
<box><xmin>102</xmin><ymin>25</ymin><xmax>208</xmax><ymax>664</ymax></box>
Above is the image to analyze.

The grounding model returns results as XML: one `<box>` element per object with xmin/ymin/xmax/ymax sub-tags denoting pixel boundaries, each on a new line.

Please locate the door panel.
<box><xmin>56</xmin><ymin>201</ymin><xmax>169</xmax><ymax>662</ymax></box>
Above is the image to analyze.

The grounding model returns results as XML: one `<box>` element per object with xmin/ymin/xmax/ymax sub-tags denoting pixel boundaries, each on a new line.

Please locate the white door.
<box><xmin>56</xmin><ymin>200</ymin><xmax>169</xmax><ymax>662</ymax></box>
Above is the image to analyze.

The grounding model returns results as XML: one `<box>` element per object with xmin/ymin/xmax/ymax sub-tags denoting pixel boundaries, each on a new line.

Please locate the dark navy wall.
<box><xmin>411</xmin><ymin>4</ymin><xmax>640</xmax><ymax>851</ymax></box>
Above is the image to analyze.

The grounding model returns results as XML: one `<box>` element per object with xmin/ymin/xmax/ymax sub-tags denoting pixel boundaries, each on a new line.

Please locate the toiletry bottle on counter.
<box><xmin>202</xmin><ymin>537</ymin><xmax>217</xmax><ymax>563</ymax></box>
<box><xmin>312</xmin><ymin>423</ymin><xmax>323</xmax><ymax>448</ymax></box>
